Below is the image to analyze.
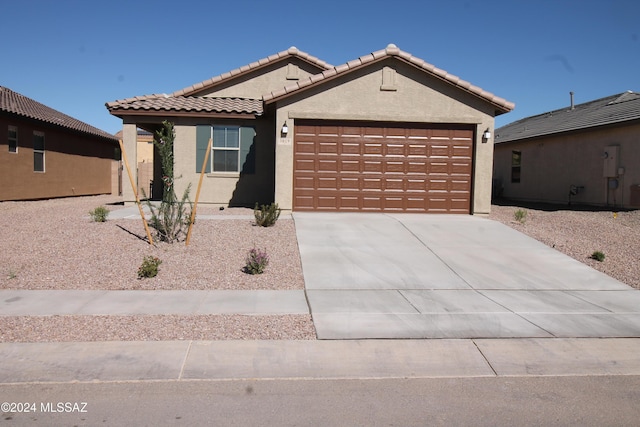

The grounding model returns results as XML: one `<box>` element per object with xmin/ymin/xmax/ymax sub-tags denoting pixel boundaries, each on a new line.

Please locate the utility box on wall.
<box><xmin>603</xmin><ymin>145</ymin><xmax>619</xmax><ymax>178</ymax></box>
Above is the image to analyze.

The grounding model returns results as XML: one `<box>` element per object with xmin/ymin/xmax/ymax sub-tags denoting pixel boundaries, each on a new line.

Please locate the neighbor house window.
<box><xmin>33</xmin><ymin>131</ymin><xmax>45</xmax><ymax>172</ymax></box>
<box><xmin>8</xmin><ymin>125</ymin><xmax>18</xmax><ymax>153</ymax></box>
<box><xmin>196</xmin><ymin>125</ymin><xmax>255</xmax><ymax>174</ymax></box>
<box><xmin>511</xmin><ymin>150</ymin><xmax>521</xmax><ymax>183</ymax></box>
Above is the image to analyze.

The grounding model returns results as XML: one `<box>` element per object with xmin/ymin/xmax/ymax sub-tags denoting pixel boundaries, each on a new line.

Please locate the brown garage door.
<box><xmin>293</xmin><ymin>121</ymin><xmax>474</xmax><ymax>213</ymax></box>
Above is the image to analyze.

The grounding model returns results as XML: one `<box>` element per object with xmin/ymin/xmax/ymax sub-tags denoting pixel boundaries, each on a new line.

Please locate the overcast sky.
<box><xmin>2</xmin><ymin>0</ymin><xmax>638</xmax><ymax>134</ymax></box>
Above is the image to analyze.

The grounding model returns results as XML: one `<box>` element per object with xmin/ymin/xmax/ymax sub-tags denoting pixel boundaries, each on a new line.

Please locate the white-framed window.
<box><xmin>8</xmin><ymin>125</ymin><xmax>18</xmax><ymax>153</ymax></box>
<box><xmin>196</xmin><ymin>125</ymin><xmax>255</xmax><ymax>174</ymax></box>
<box><xmin>33</xmin><ymin>131</ymin><xmax>45</xmax><ymax>172</ymax></box>
<box><xmin>213</xmin><ymin>126</ymin><xmax>241</xmax><ymax>172</ymax></box>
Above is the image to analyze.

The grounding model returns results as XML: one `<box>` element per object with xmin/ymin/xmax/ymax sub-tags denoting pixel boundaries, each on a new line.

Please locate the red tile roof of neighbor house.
<box><xmin>263</xmin><ymin>44</ymin><xmax>516</xmax><ymax>114</ymax></box>
<box><xmin>495</xmin><ymin>91</ymin><xmax>640</xmax><ymax>143</ymax></box>
<box><xmin>106</xmin><ymin>44</ymin><xmax>514</xmax><ymax>117</ymax></box>
<box><xmin>1</xmin><ymin>86</ymin><xmax>117</xmax><ymax>141</ymax></box>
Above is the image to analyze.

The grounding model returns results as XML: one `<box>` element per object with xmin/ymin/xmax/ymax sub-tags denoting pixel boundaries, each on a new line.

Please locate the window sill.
<box><xmin>207</xmin><ymin>172</ymin><xmax>240</xmax><ymax>178</ymax></box>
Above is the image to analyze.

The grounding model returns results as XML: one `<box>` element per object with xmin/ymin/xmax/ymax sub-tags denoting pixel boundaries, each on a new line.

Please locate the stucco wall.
<box><xmin>199</xmin><ymin>59</ymin><xmax>325</xmax><ymax>99</ymax></box>
<box><xmin>493</xmin><ymin>122</ymin><xmax>640</xmax><ymax>208</ymax></box>
<box><xmin>271</xmin><ymin>59</ymin><xmax>498</xmax><ymax>214</ymax></box>
<box><xmin>0</xmin><ymin>115</ymin><xmax>117</xmax><ymax>201</ymax></box>
<box><xmin>171</xmin><ymin>117</ymin><xmax>275</xmax><ymax>207</ymax></box>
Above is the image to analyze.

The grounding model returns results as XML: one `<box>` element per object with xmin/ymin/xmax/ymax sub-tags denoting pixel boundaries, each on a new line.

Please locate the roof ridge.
<box><xmin>263</xmin><ymin>44</ymin><xmax>514</xmax><ymax>113</ymax></box>
<box><xmin>171</xmin><ymin>47</ymin><xmax>333</xmax><ymax>97</ymax></box>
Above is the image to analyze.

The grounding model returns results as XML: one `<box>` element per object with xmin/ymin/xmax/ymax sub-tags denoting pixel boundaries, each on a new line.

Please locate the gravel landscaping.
<box><xmin>0</xmin><ymin>195</ymin><xmax>304</xmax><ymax>291</ymax></box>
<box><xmin>489</xmin><ymin>202</ymin><xmax>640</xmax><ymax>289</ymax></box>
<box><xmin>1</xmin><ymin>195</ymin><xmax>638</xmax><ymax>342</ymax></box>
<box><xmin>0</xmin><ymin>195</ymin><xmax>313</xmax><ymax>341</ymax></box>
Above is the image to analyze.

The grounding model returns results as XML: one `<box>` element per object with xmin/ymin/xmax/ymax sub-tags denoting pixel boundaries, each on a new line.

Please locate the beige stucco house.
<box><xmin>107</xmin><ymin>44</ymin><xmax>514</xmax><ymax>214</ymax></box>
<box><xmin>494</xmin><ymin>91</ymin><xmax>640</xmax><ymax>209</ymax></box>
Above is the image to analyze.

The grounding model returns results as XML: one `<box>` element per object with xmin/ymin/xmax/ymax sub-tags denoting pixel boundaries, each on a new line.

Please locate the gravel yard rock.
<box><xmin>0</xmin><ymin>195</ymin><xmax>304</xmax><ymax>290</ymax></box>
<box><xmin>0</xmin><ymin>195</ymin><xmax>314</xmax><ymax>342</ymax></box>
<box><xmin>0</xmin><ymin>314</ymin><xmax>316</xmax><ymax>342</ymax></box>
<box><xmin>489</xmin><ymin>202</ymin><xmax>640</xmax><ymax>289</ymax></box>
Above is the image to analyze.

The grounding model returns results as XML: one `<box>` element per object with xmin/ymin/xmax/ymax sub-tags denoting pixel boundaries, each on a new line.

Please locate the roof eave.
<box><xmin>108</xmin><ymin>109</ymin><xmax>262</xmax><ymax>120</ymax></box>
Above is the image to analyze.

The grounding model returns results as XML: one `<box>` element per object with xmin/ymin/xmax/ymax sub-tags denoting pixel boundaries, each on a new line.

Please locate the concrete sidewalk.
<box><xmin>1</xmin><ymin>338</ymin><xmax>640</xmax><ymax>383</ymax></box>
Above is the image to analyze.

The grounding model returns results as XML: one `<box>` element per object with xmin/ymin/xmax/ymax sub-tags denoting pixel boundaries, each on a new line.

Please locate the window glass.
<box><xmin>213</xmin><ymin>150</ymin><xmax>239</xmax><ymax>172</ymax></box>
<box><xmin>33</xmin><ymin>131</ymin><xmax>45</xmax><ymax>172</ymax></box>
<box><xmin>8</xmin><ymin>126</ymin><xmax>17</xmax><ymax>153</ymax></box>
<box><xmin>511</xmin><ymin>150</ymin><xmax>521</xmax><ymax>183</ymax></box>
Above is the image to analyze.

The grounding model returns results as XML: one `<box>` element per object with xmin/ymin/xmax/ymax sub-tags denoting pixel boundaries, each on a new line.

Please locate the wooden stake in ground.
<box><xmin>186</xmin><ymin>138</ymin><xmax>212</xmax><ymax>246</ymax></box>
<box><xmin>118</xmin><ymin>139</ymin><xmax>154</xmax><ymax>245</ymax></box>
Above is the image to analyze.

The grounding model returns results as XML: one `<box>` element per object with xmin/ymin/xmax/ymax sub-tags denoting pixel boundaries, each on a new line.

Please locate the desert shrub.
<box><xmin>145</xmin><ymin>121</ymin><xmax>193</xmax><ymax>243</ymax></box>
<box><xmin>138</xmin><ymin>256</ymin><xmax>162</xmax><ymax>279</ymax></box>
<box><xmin>89</xmin><ymin>206</ymin><xmax>109</xmax><ymax>222</ymax></box>
<box><xmin>514</xmin><ymin>209</ymin><xmax>527</xmax><ymax>223</ymax></box>
<box><xmin>244</xmin><ymin>248</ymin><xmax>269</xmax><ymax>275</ymax></box>
<box><xmin>254</xmin><ymin>202</ymin><xmax>281</xmax><ymax>227</ymax></box>
<box><xmin>591</xmin><ymin>251</ymin><xmax>605</xmax><ymax>262</ymax></box>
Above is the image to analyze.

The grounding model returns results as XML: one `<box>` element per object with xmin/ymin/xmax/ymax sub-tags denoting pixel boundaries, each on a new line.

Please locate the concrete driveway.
<box><xmin>294</xmin><ymin>213</ymin><xmax>640</xmax><ymax>339</ymax></box>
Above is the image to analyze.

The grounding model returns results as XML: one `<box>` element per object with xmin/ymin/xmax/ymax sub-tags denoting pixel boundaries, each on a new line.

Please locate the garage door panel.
<box><xmin>363</xmin><ymin>143</ymin><xmax>383</xmax><ymax>155</ymax></box>
<box><xmin>295</xmin><ymin>159</ymin><xmax>315</xmax><ymax>172</ymax></box>
<box><xmin>318</xmin><ymin>142</ymin><xmax>338</xmax><ymax>154</ymax></box>
<box><xmin>294</xmin><ymin>122</ymin><xmax>473</xmax><ymax>213</ymax></box>
<box><xmin>318</xmin><ymin>159</ymin><xmax>338</xmax><ymax>172</ymax></box>
<box><xmin>339</xmin><ymin>160</ymin><xmax>361</xmax><ymax>173</ymax></box>
<box><xmin>341</xmin><ymin>142</ymin><xmax>361</xmax><ymax>155</ymax></box>
<box><xmin>407</xmin><ymin>179</ymin><xmax>427</xmax><ymax>191</ymax></box>
<box><xmin>363</xmin><ymin>161</ymin><xmax>383</xmax><ymax>173</ymax></box>
<box><xmin>385</xmin><ymin>161</ymin><xmax>405</xmax><ymax>173</ymax></box>
<box><xmin>339</xmin><ymin>177</ymin><xmax>360</xmax><ymax>189</ymax></box>
<box><xmin>408</xmin><ymin>144</ymin><xmax>429</xmax><ymax>156</ymax></box>
<box><xmin>294</xmin><ymin>176</ymin><xmax>315</xmax><ymax>190</ymax></box>
<box><xmin>407</xmin><ymin>161</ymin><xmax>428</xmax><ymax>174</ymax></box>
<box><xmin>295</xmin><ymin>141</ymin><xmax>316</xmax><ymax>154</ymax></box>
<box><xmin>386</xmin><ymin>144</ymin><xmax>405</xmax><ymax>156</ymax></box>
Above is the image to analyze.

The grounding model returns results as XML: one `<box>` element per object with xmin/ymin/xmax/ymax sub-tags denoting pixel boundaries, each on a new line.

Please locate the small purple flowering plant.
<box><xmin>244</xmin><ymin>247</ymin><xmax>269</xmax><ymax>275</ymax></box>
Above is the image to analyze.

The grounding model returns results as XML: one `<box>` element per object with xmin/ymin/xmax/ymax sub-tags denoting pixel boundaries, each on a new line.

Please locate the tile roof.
<box><xmin>106</xmin><ymin>95</ymin><xmax>263</xmax><ymax>116</ymax></box>
<box><xmin>172</xmin><ymin>46</ymin><xmax>333</xmax><ymax>97</ymax></box>
<box><xmin>1</xmin><ymin>86</ymin><xmax>117</xmax><ymax>141</ymax></box>
<box><xmin>263</xmin><ymin>44</ymin><xmax>515</xmax><ymax>114</ymax></box>
<box><xmin>495</xmin><ymin>91</ymin><xmax>640</xmax><ymax>143</ymax></box>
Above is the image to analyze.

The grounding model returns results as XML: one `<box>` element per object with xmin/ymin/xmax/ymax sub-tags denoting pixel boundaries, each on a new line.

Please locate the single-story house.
<box><xmin>494</xmin><ymin>91</ymin><xmax>640</xmax><ymax>209</ymax></box>
<box><xmin>1</xmin><ymin>86</ymin><xmax>120</xmax><ymax>201</ymax></box>
<box><xmin>107</xmin><ymin>44</ymin><xmax>514</xmax><ymax>214</ymax></box>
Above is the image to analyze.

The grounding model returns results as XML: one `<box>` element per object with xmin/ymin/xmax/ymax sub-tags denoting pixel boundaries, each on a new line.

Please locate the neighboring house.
<box><xmin>115</xmin><ymin>129</ymin><xmax>157</xmax><ymax>198</ymax></box>
<box><xmin>1</xmin><ymin>86</ymin><xmax>120</xmax><ymax>201</ymax></box>
<box><xmin>106</xmin><ymin>44</ymin><xmax>514</xmax><ymax>214</ymax></box>
<box><xmin>494</xmin><ymin>91</ymin><xmax>640</xmax><ymax>209</ymax></box>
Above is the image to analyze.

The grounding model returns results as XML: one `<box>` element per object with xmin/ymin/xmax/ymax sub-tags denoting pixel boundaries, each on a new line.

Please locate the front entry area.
<box><xmin>293</xmin><ymin>121</ymin><xmax>474</xmax><ymax>213</ymax></box>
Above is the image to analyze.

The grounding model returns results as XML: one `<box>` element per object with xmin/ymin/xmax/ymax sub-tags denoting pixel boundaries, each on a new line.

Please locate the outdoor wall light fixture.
<box><xmin>281</xmin><ymin>121</ymin><xmax>289</xmax><ymax>135</ymax></box>
<box><xmin>483</xmin><ymin>129</ymin><xmax>491</xmax><ymax>140</ymax></box>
